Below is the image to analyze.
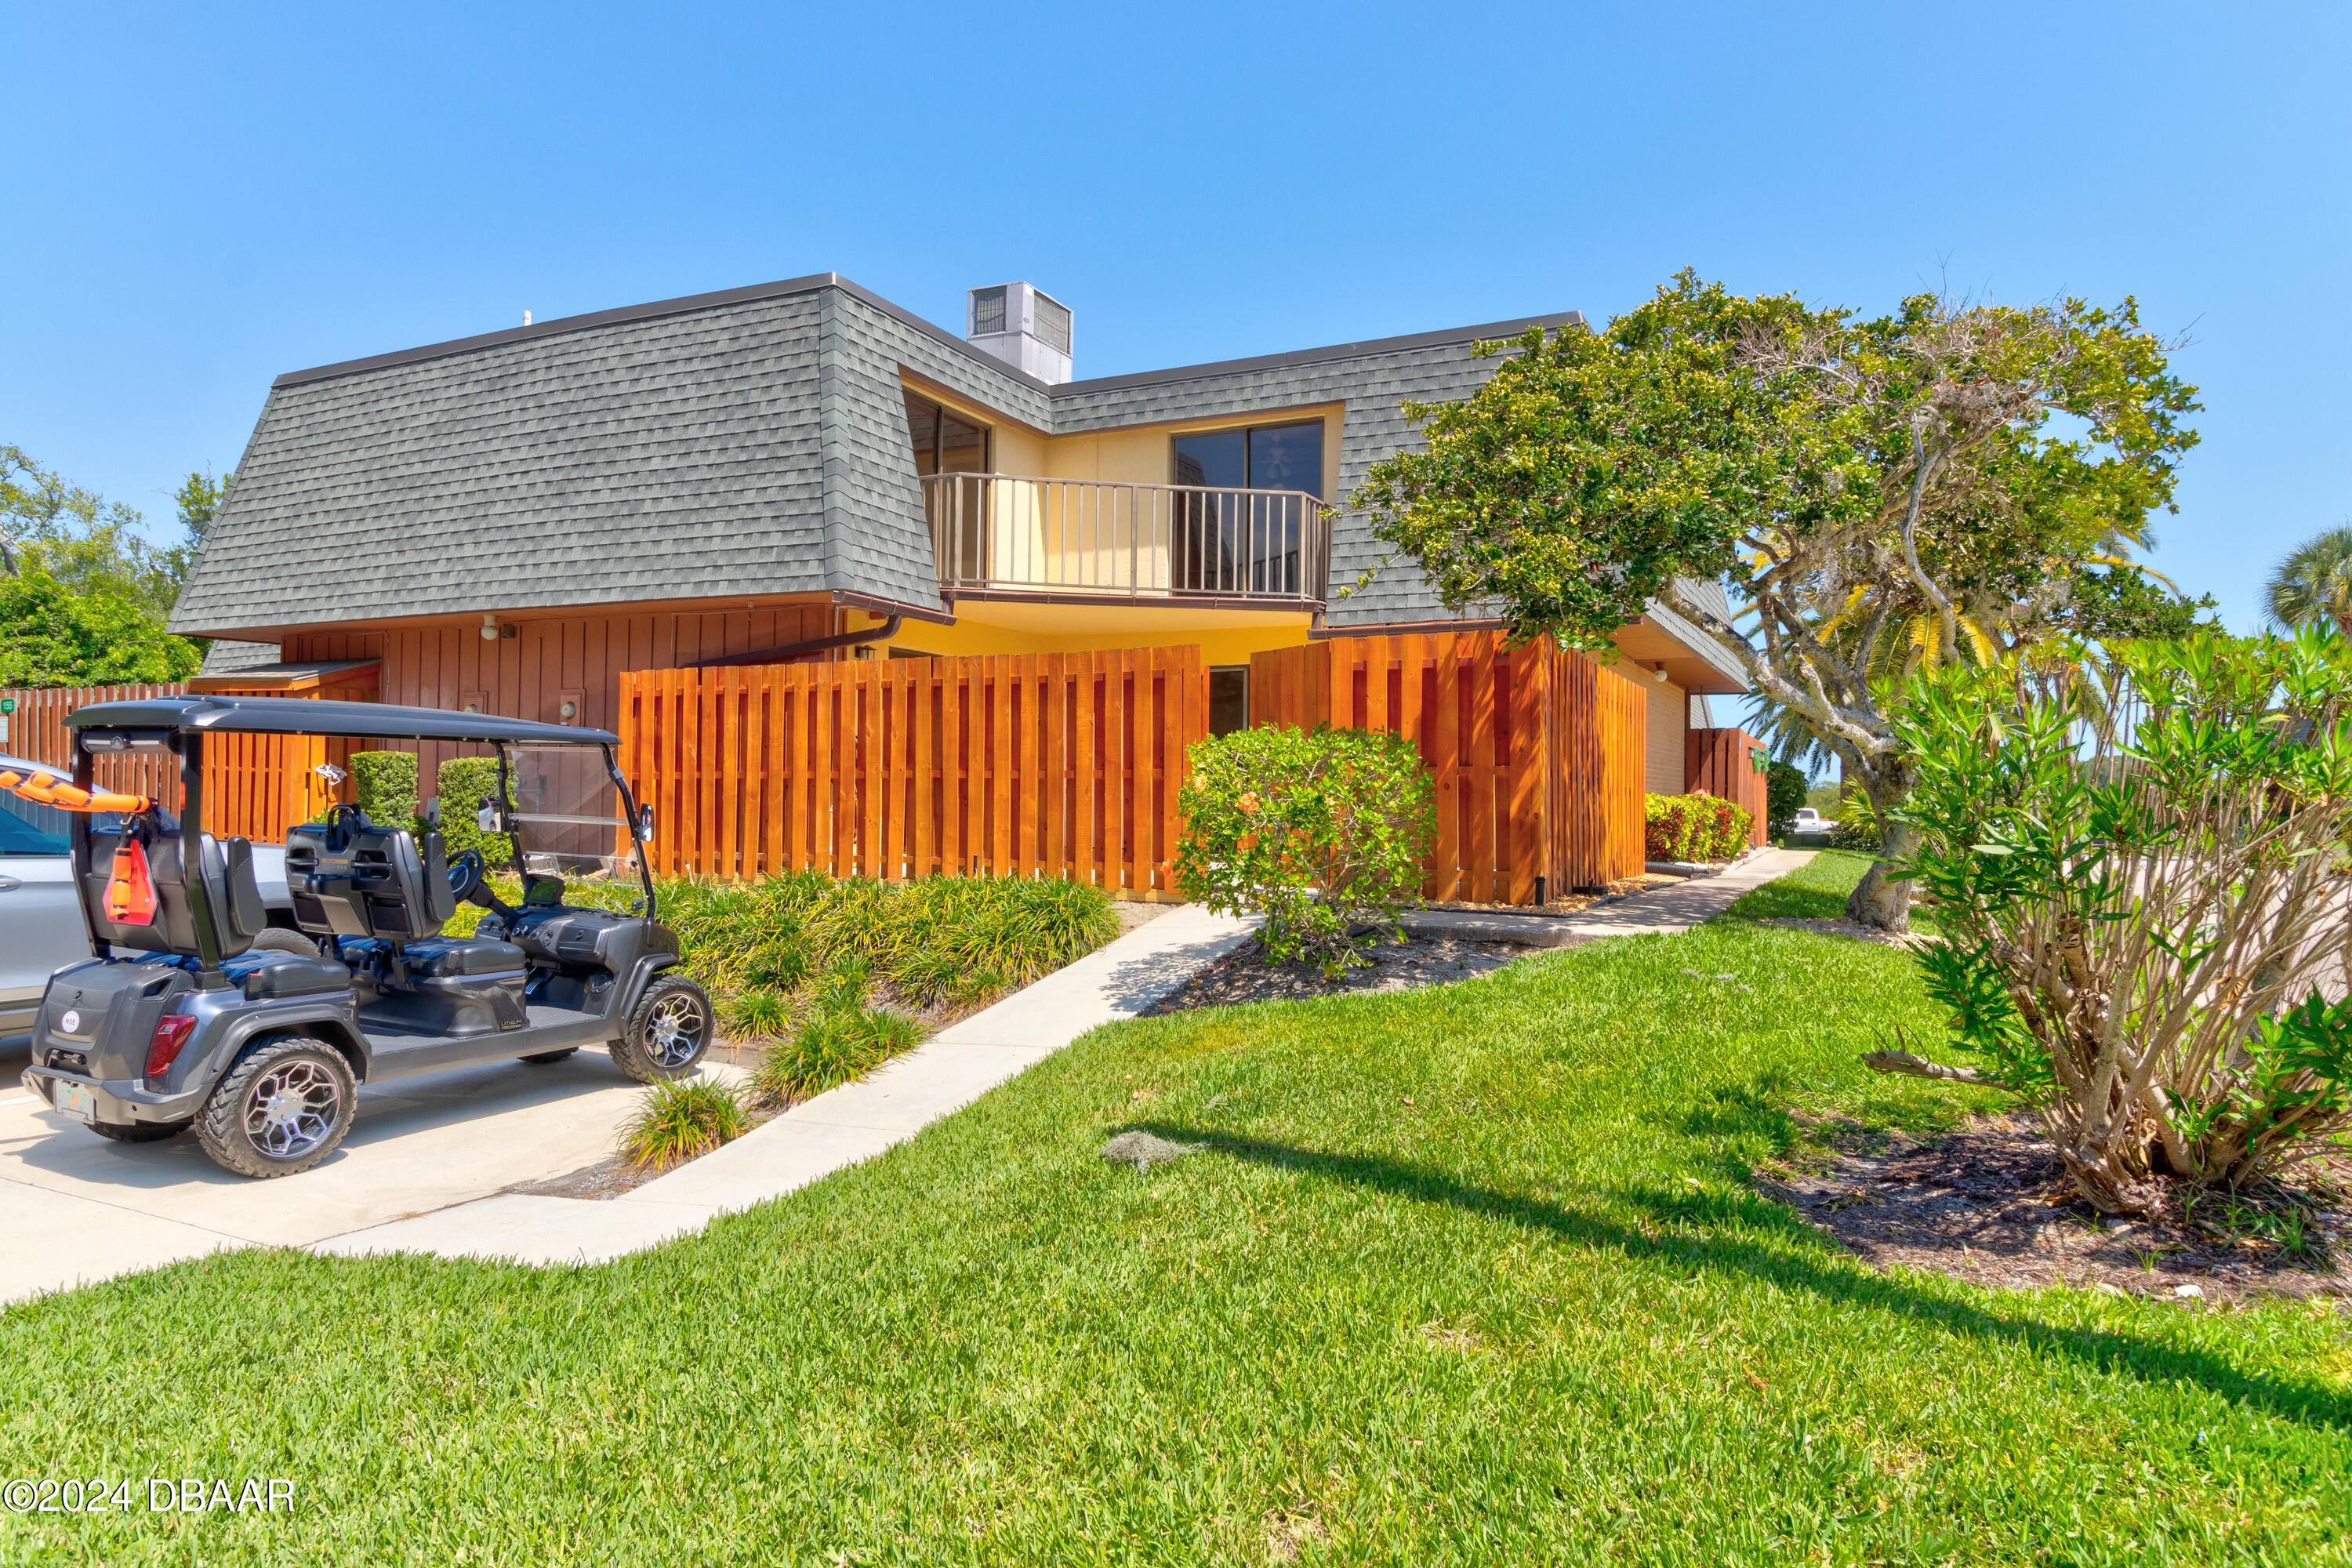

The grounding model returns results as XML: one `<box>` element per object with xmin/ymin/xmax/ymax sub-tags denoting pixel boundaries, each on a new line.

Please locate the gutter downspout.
<box><xmin>687</xmin><ymin>615</ymin><xmax>902</xmax><ymax>669</ymax></box>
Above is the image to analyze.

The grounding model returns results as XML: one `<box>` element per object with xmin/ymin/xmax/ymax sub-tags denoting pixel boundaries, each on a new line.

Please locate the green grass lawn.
<box><xmin>4</xmin><ymin>853</ymin><xmax>2347</xmax><ymax>1564</ymax></box>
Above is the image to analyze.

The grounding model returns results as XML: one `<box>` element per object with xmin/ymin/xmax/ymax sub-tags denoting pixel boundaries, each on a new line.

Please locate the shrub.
<box><xmin>751</xmin><ymin>1000</ymin><xmax>921</xmax><ymax>1106</ymax></box>
<box><xmin>1646</xmin><ymin>793</ymin><xmax>1751</xmax><ymax>862</ymax></box>
<box><xmin>1645</xmin><ymin>794</ymin><xmax>1697</xmax><ymax>862</ymax></box>
<box><xmin>1765</xmin><ymin>760</ymin><xmax>1809</xmax><ymax>839</ymax></box>
<box><xmin>1880</xmin><ymin>630</ymin><xmax>2352</xmax><ymax>1214</ymax></box>
<box><xmin>435</xmin><ymin>754</ymin><xmax>513</xmax><ymax>866</ymax></box>
<box><xmin>350</xmin><ymin>750</ymin><xmax>419</xmax><ymax>830</ymax></box>
<box><xmin>619</xmin><ymin>1078</ymin><xmax>753</xmax><ymax>1170</ymax></box>
<box><xmin>1175</xmin><ymin>723</ymin><xmax>1435</xmax><ymax>975</ymax></box>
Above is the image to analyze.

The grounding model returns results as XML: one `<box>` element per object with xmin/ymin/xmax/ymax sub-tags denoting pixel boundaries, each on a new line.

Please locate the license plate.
<box><xmin>53</xmin><ymin>1080</ymin><xmax>97</xmax><ymax>1123</ymax></box>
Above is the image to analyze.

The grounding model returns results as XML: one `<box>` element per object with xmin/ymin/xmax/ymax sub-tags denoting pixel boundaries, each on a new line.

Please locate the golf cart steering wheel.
<box><xmin>446</xmin><ymin>849</ymin><xmax>488</xmax><ymax>906</ymax></box>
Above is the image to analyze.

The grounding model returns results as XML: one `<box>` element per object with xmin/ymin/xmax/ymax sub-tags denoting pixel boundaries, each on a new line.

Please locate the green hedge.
<box><xmin>350</xmin><ymin>750</ymin><xmax>419</xmax><ymax>831</ymax></box>
<box><xmin>435</xmin><ymin>755</ymin><xmax>513</xmax><ymax>865</ymax></box>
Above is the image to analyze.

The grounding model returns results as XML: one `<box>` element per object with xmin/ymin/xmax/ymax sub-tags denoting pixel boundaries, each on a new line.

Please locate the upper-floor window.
<box><xmin>904</xmin><ymin>391</ymin><xmax>990</xmax><ymax>476</ymax></box>
<box><xmin>1172</xmin><ymin>419</ymin><xmax>1324</xmax><ymax>498</ymax></box>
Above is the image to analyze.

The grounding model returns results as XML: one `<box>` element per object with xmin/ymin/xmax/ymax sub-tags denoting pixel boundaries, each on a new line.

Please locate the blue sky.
<box><xmin>7</xmin><ymin>1</ymin><xmax>2344</xmax><ymax>633</ymax></box>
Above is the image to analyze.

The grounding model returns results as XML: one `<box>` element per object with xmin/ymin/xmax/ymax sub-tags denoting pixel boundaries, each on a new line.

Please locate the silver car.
<box><xmin>0</xmin><ymin>754</ymin><xmax>292</xmax><ymax>1040</ymax></box>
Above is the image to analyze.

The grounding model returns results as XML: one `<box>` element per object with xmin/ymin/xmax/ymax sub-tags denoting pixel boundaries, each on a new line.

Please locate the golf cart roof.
<box><xmin>64</xmin><ymin>695</ymin><xmax>620</xmax><ymax>747</ymax></box>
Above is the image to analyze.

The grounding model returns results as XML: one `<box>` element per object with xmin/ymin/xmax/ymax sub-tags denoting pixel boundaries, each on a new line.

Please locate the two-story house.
<box><xmin>176</xmin><ymin>271</ymin><xmax>1747</xmax><ymax>797</ymax></box>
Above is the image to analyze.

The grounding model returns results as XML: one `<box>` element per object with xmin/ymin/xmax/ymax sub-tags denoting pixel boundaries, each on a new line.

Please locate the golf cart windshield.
<box><xmin>494</xmin><ymin>742</ymin><xmax>638</xmax><ymax>883</ymax></box>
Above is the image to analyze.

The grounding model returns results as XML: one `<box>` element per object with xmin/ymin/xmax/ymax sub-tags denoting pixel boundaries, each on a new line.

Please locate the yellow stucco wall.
<box><xmin>1646</xmin><ymin>677</ymin><xmax>1690</xmax><ymax>795</ymax></box>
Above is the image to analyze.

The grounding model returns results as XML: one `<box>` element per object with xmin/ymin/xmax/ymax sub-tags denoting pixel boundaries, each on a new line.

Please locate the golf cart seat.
<box><xmin>285</xmin><ymin>808</ymin><xmax>459</xmax><ymax>942</ymax></box>
<box><xmin>333</xmin><ymin>936</ymin><xmax>524</xmax><ymax>979</ymax></box>
<box><xmin>82</xmin><ymin>821</ymin><xmax>268</xmax><ymax>959</ymax></box>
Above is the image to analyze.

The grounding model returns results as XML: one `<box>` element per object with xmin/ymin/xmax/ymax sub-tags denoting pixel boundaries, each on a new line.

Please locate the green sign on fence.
<box><xmin>0</xmin><ymin>699</ymin><xmax>14</xmax><ymax>714</ymax></box>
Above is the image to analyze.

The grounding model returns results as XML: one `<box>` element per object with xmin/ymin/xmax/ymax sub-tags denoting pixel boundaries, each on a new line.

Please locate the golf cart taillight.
<box><xmin>145</xmin><ymin>1014</ymin><xmax>197</xmax><ymax>1080</ymax></box>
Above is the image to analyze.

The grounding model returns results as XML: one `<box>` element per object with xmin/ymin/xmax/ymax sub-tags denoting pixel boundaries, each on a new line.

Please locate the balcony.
<box><xmin>923</xmin><ymin>473</ymin><xmax>1328</xmax><ymax>606</ymax></box>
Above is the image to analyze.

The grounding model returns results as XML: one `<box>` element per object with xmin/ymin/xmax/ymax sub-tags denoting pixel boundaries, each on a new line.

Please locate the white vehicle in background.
<box><xmin>1791</xmin><ymin>807</ymin><xmax>1838</xmax><ymax>833</ymax></box>
<box><xmin>0</xmin><ymin>754</ymin><xmax>293</xmax><ymax>1042</ymax></box>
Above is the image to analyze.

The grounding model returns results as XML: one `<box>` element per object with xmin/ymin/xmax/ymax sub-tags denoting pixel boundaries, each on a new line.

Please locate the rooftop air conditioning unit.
<box><xmin>967</xmin><ymin>281</ymin><xmax>1073</xmax><ymax>385</ymax></box>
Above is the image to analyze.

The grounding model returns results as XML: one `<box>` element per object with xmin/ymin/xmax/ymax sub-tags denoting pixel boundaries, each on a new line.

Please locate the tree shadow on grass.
<box><xmin>1129</xmin><ymin>1122</ymin><xmax>2352</xmax><ymax>1433</ymax></box>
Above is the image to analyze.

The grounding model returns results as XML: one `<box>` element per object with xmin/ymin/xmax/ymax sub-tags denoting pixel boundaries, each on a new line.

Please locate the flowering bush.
<box><xmin>1176</xmin><ymin>724</ymin><xmax>1435</xmax><ymax>975</ymax></box>
<box><xmin>1645</xmin><ymin>793</ymin><xmax>1752</xmax><ymax>862</ymax></box>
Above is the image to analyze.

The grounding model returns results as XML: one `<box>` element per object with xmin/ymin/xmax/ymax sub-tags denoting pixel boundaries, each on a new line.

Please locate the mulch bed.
<box><xmin>1759</xmin><ymin>1112</ymin><xmax>2352</xmax><ymax>1305</ymax></box>
<box><xmin>1139</xmin><ymin>933</ymin><xmax>1531</xmax><ymax>1014</ymax></box>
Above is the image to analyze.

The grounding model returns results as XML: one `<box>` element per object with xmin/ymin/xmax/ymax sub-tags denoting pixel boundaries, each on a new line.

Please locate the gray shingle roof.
<box><xmin>172</xmin><ymin>271</ymin><xmax>1732</xmax><ymax>680</ymax></box>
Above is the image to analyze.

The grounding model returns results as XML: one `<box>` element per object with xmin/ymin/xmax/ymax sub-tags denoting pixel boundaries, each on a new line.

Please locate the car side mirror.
<box><xmin>637</xmin><ymin>804</ymin><xmax>655</xmax><ymax>844</ymax></box>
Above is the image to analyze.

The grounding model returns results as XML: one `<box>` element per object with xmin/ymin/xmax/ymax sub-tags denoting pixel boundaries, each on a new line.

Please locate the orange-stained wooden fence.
<box><xmin>1250</xmin><ymin>633</ymin><xmax>1650</xmax><ymax>901</ymax></box>
<box><xmin>619</xmin><ymin>647</ymin><xmax>1206</xmax><ymax>894</ymax></box>
<box><xmin>2</xmin><ymin>684</ymin><xmax>188</xmax><ymax>808</ymax></box>
<box><xmin>1684</xmin><ymin>727</ymin><xmax>1770</xmax><ymax>848</ymax></box>
<box><xmin>2</xmin><ymin>681</ymin><xmax>364</xmax><ymax>841</ymax></box>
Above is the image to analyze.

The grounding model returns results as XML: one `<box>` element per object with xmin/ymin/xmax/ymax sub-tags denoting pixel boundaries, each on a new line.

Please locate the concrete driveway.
<box><xmin>0</xmin><ymin>1033</ymin><xmax>742</xmax><ymax>1304</ymax></box>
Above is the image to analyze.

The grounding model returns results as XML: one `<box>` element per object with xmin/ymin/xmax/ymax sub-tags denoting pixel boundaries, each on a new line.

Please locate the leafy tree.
<box><xmin>2266</xmin><ymin>524</ymin><xmax>2352</xmax><ymax>634</ymax></box>
<box><xmin>0</xmin><ymin>446</ymin><xmax>220</xmax><ymax>684</ymax></box>
<box><xmin>1763</xmin><ymin>759</ymin><xmax>1808</xmax><ymax>838</ymax></box>
<box><xmin>0</xmin><ymin>568</ymin><xmax>204</xmax><ymax>686</ymax></box>
<box><xmin>1351</xmin><ymin>272</ymin><xmax>2198</xmax><ymax>929</ymax></box>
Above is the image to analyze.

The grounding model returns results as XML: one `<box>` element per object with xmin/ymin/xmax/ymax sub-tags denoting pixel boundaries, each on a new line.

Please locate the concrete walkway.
<box><xmin>1399</xmin><ymin>848</ymin><xmax>1813</xmax><ymax>946</ymax></box>
<box><xmin>13</xmin><ymin>855</ymin><xmax>1811</xmax><ymax>1298</ymax></box>
<box><xmin>310</xmin><ymin>902</ymin><xmax>1256</xmax><ymax>1268</ymax></box>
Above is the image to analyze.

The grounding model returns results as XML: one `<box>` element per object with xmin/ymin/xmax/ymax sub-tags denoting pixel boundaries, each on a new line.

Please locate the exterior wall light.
<box><xmin>481</xmin><ymin>615</ymin><xmax>499</xmax><ymax>641</ymax></box>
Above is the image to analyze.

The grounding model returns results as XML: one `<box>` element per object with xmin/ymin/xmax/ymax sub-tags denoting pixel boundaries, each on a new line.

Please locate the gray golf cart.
<box><xmin>13</xmin><ymin>695</ymin><xmax>713</xmax><ymax>1178</ymax></box>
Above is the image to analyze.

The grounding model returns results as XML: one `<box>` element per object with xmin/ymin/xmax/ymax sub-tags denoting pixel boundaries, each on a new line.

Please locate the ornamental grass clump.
<box><xmin>619</xmin><ymin>1078</ymin><xmax>754</xmax><ymax>1170</ymax></box>
<box><xmin>1874</xmin><ymin>630</ymin><xmax>2352</xmax><ymax>1214</ymax></box>
<box><xmin>1175</xmin><ymin>723</ymin><xmax>1435</xmax><ymax>976</ymax></box>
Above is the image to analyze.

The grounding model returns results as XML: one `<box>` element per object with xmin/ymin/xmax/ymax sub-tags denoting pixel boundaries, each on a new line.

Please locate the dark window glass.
<box><xmin>1249</xmin><ymin>422</ymin><xmax>1323</xmax><ymax>498</ymax></box>
<box><xmin>1208</xmin><ymin>667</ymin><xmax>1250</xmax><ymax>737</ymax></box>
<box><xmin>1172</xmin><ymin>430</ymin><xmax>1246</xmax><ymax>490</ymax></box>
<box><xmin>0</xmin><ymin>794</ymin><xmax>71</xmax><ymax>855</ymax></box>
<box><xmin>903</xmin><ymin>391</ymin><xmax>989</xmax><ymax>475</ymax></box>
<box><xmin>904</xmin><ymin>393</ymin><xmax>941</xmax><ymax>477</ymax></box>
<box><xmin>940</xmin><ymin>411</ymin><xmax>987</xmax><ymax>474</ymax></box>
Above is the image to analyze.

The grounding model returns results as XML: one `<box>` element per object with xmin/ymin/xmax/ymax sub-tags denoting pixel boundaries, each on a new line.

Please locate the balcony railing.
<box><xmin>924</xmin><ymin>473</ymin><xmax>1328</xmax><ymax>604</ymax></box>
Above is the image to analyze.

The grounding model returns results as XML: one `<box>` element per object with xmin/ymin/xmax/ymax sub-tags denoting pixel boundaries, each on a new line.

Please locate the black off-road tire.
<box><xmin>195</xmin><ymin>1035</ymin><xmax>357</xmax><ymax>1179</ymax></box>
<box><xmin>609</xmin><ymin>975</ymin><xmax>713</xmax><ymax>1083</ymax></box>
<box><xmin>519</xmin><ymin>1048</ymin><xmax>579</xmax><ymax>1065</ymax></box>
<box><xmin>249</xmin><ymin>927</ymin><xmax>322</xmax><ymax>957</ymax></box>
<box><xmin>89</xmin><ymin>1118</ymin><xmax>191</xmax><ymax>1143</ymax></box>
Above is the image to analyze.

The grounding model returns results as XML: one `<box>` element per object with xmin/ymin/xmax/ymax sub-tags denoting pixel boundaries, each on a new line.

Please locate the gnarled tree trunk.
<box><xmin>1843</xmin><ymin>785</ymin><xmax>1917</xmax><ymax>932</ymax></box>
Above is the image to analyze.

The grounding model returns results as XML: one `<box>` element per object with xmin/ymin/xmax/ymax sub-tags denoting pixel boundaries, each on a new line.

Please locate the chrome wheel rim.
<box><xmin>243</xmin><ymin>1060</ymin><xmax>341</xmax><ymax>1159</ymax></box>
<box><xmin>645</xmin><ymin>994</ymin><xmax>706</xmax><ymax>1068</ymax></box>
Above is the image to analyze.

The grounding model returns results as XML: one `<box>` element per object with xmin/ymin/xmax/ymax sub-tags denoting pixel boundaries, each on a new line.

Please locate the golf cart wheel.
<box><xmin>612</xmin><ymin>975</ymin><xmax>713</xmax><ymax>1083</ymax></box>
<box><xmin>195</xmin><ymin>1035</ymin><xmax>357</xmax><ymax>1179</ymax></box>
<box><xmin>89</xmin><ymin>1118</ymin><xmax>191</xmax><ymax>1144</ymax></box>
<box><xmin>520</xmin><ymin>1048</ymin><xmax>579</xmax><ymax>1065</ymax></box>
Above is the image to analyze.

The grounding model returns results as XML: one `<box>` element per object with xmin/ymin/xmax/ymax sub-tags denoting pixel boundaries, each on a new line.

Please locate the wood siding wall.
<box><xmin>283</xmin><ymin>605</ymin><xmax>836</xmax><ymax>804</ymax></box>
<box><xmin>1251</xmin><ymin>633</ymin><xmax>1649</xmax><ymax>899</ymax></box>
<box><xmin>1685</xmin><ymin>727</ymin><xmax>1769</xmax><ymax>848</ymax></box>
<box><xmin>620</xmin><ymin>648</ymin><xmax>1203</xmax><ymax>895</ymax></box>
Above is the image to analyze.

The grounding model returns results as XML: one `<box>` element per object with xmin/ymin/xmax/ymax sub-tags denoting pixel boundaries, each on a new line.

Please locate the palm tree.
<box><xmin>2267</xmin><ymin>525</ymin><xmax>2352</xmax><ymax>634</ymax></box>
